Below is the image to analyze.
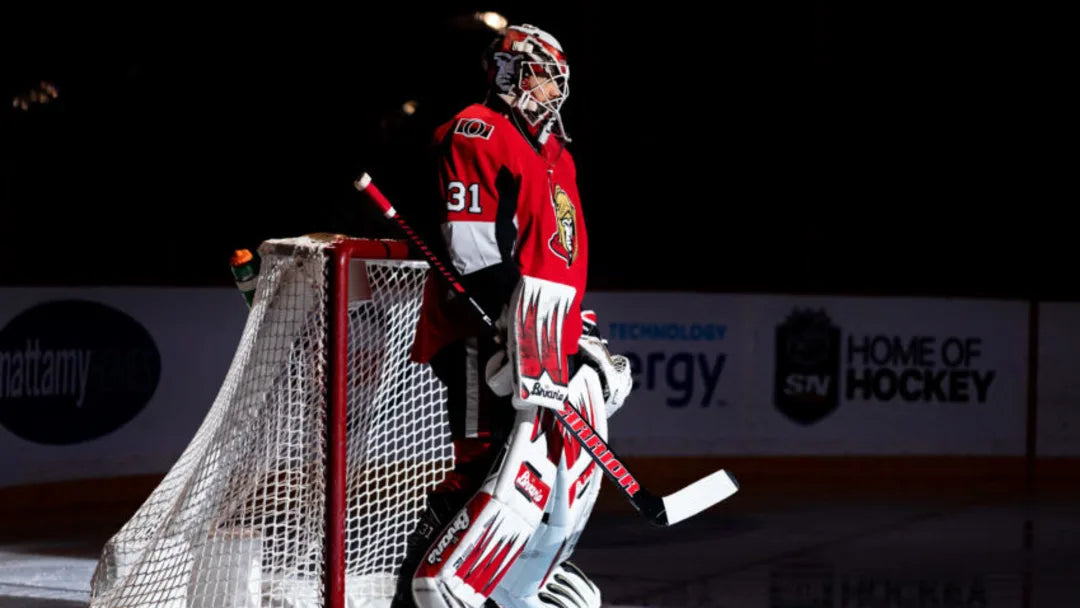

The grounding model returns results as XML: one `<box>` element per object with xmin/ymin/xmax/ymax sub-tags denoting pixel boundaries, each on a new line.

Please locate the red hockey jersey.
<box><xmin>411</xmin><ymin>103</ymin><xmax>589</xmax><ymax>363</ymax></box>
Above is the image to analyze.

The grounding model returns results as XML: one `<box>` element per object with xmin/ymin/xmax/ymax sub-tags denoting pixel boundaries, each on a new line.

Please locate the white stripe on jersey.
<box><xmin>442</xmin><ymin>220</ymin><xmax>502</xmax><ymax>275</ymax></box>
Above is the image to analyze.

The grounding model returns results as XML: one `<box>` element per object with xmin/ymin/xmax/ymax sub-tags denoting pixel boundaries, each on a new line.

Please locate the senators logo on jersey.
<box><xmin>454</xmin><ymin>118</ymin><xmax>494</xmax><ymax>139</ymax></box>
<box><xmin>548</xmin><ymin>185</ymin><xmax>577</xmax><ymax>267</ymax></box>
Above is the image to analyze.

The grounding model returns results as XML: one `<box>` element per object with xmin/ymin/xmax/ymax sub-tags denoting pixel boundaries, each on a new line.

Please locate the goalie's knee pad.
<box><xmin>408</xmin><ymin>406</ymin><xmax>558</xmax><ymax>608</ymax></box>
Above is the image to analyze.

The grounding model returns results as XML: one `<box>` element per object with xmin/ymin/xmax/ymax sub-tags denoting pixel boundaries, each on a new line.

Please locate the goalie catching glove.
<box><xmin>574</xmin><ymin>310</ymin><xmax>632</xmax><ymax>417</ymax></box>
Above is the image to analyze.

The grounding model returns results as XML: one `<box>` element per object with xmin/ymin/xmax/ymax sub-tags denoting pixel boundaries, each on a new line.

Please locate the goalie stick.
<box><xmin>354</xmin><ymin>172</ymin><xmax>738</xmax><ymax>526</ymax></box>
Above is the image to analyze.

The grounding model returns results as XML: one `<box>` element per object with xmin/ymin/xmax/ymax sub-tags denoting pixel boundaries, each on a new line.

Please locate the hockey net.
<box><xmin>89</xmin><ymin>235</ymin><xmax>453</xmax><ymax>608</ymax></box>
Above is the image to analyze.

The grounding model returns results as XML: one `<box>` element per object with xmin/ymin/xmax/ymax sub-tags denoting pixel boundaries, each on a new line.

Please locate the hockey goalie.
<box><xmin>390</xmin><ymin>23</ymin><xmax>634</xmax><ymax>608</ymax></box>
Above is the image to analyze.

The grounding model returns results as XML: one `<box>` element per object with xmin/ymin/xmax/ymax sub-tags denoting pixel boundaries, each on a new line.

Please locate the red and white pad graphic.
<box><xmin>413</xmin><ymin>492</ymin><xmax>533</xmax><ymax>607</ymax></box>
<box><xmin>453</xmin><ymin>511</ymin><xmax>527</xmax><ymax>598</ymax></box>
<box><xmin>414</xmin><ymin>405</ymin><xmax>560</xmax><ymax>607</ymax></box>
<box><xmin>569</xmin><ymin>461</ymin><xmax>598</xmax><ymax>509</ymax></box>
<box><xmin>558</xmin><ymin>372</ymin><xmax>600</xmax><ymax>471</ymax></box>
<box><xmin>510</xmin><ymin>275</ymin><xmax>576</xmax><ymax>411</ymax></box>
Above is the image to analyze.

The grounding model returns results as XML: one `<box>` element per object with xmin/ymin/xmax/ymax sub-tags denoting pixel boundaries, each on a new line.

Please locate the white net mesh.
<box><xmin>89</xmin><ymin>236</ymin><xmax>453</xmax><ymax>608</ymax></box>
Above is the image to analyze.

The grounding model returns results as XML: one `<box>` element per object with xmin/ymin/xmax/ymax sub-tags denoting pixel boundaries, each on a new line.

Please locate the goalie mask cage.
<box><xmin>89</xmin><ymin>235</ymin><xmax>454</xmax><ymax>608</ymax></box>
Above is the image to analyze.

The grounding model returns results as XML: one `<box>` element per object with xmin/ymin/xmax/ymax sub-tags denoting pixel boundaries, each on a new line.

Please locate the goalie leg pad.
<box><xmin>410</xmin><ymin>405</ymin><xmax>558</xmax><ymax>608</ymax></box>
<box><xmin>490</xmin><ymin>366</ymin><xmax>608</xmax><ymax>608</ymax></box>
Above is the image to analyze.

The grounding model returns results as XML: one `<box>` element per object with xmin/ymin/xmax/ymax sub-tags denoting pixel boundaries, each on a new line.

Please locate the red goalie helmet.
<box><xmin>483</xmin><ymin>24</ymin><xmax>570</xmax><ymax>143</ymax></box>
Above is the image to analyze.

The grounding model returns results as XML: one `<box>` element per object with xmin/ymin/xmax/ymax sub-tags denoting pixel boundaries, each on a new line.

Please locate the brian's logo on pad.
<box><xmin>514</xmin><ymin>463</ymin><xmax>550</xmax><ymax>509</ymax></box>
<box><xmin>526</xmin><ymin>380</ymin><xmax>566</xmax><ymax>402</ymax></box>
<box><xmin>455</xmin><ymin>118</ymin><xmax>494</xmax><ymax>139</ymax></box>
<box><xmin>426</xmin><ymin>510</ymin><xmax>470</xmax><ymax>565</ymax></box>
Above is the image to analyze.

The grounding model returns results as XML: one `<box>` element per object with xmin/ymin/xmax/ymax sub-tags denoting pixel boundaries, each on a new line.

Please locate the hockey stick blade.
<box><xmin>355</xmin><ymin>172</ymin><xmax>739</xmax><ymax>526</ymax></box>
<box><xmin>645</xmin><ymin>470</ymin><xmax>740</xmax><ymax>526</ymax></box>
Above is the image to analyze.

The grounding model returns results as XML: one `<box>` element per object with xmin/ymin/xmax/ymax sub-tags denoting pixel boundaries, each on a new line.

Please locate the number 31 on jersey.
<box><xmin>447</xmin><ymin>181</ymin><xmax>481</xmax><ymax>213</ymax></box>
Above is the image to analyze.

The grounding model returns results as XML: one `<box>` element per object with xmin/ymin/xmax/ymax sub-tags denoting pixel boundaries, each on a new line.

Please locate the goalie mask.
<box><xmin>484</xmin><ymin>24</ymin><xmax>570</xmax><ymax>144</ymax></box>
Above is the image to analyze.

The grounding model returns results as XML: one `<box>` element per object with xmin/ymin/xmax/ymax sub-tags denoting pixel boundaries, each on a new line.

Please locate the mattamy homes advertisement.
<box><xmin>0</xmin><ymin>288</ymin><xmax>248</xmax><ymax>487</ymax></box>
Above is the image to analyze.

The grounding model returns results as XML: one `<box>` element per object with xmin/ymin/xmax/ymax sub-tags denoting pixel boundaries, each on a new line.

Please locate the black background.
<box><xmin>0</xmin><ymin>3</ymin><xmax>1061</xmax><ymax>298</ymax></box>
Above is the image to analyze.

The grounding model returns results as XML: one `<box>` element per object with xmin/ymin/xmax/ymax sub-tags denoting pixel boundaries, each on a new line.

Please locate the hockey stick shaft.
<box><xmin>354</xmin><ymin>173</ymin><xmax>737</xmax><ymax>525</ymax></box>
<box><xmin>353</xmin><ymin>173</ymin><xmax>497</xmax><ymax>331</ymax></box>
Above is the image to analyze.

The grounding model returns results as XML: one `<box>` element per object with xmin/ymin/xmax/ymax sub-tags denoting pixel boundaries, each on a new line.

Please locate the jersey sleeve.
<box><xmin>434</xmin><ymin>117</ymin><xmax>522</xmax><ymax>320</ymax></box>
